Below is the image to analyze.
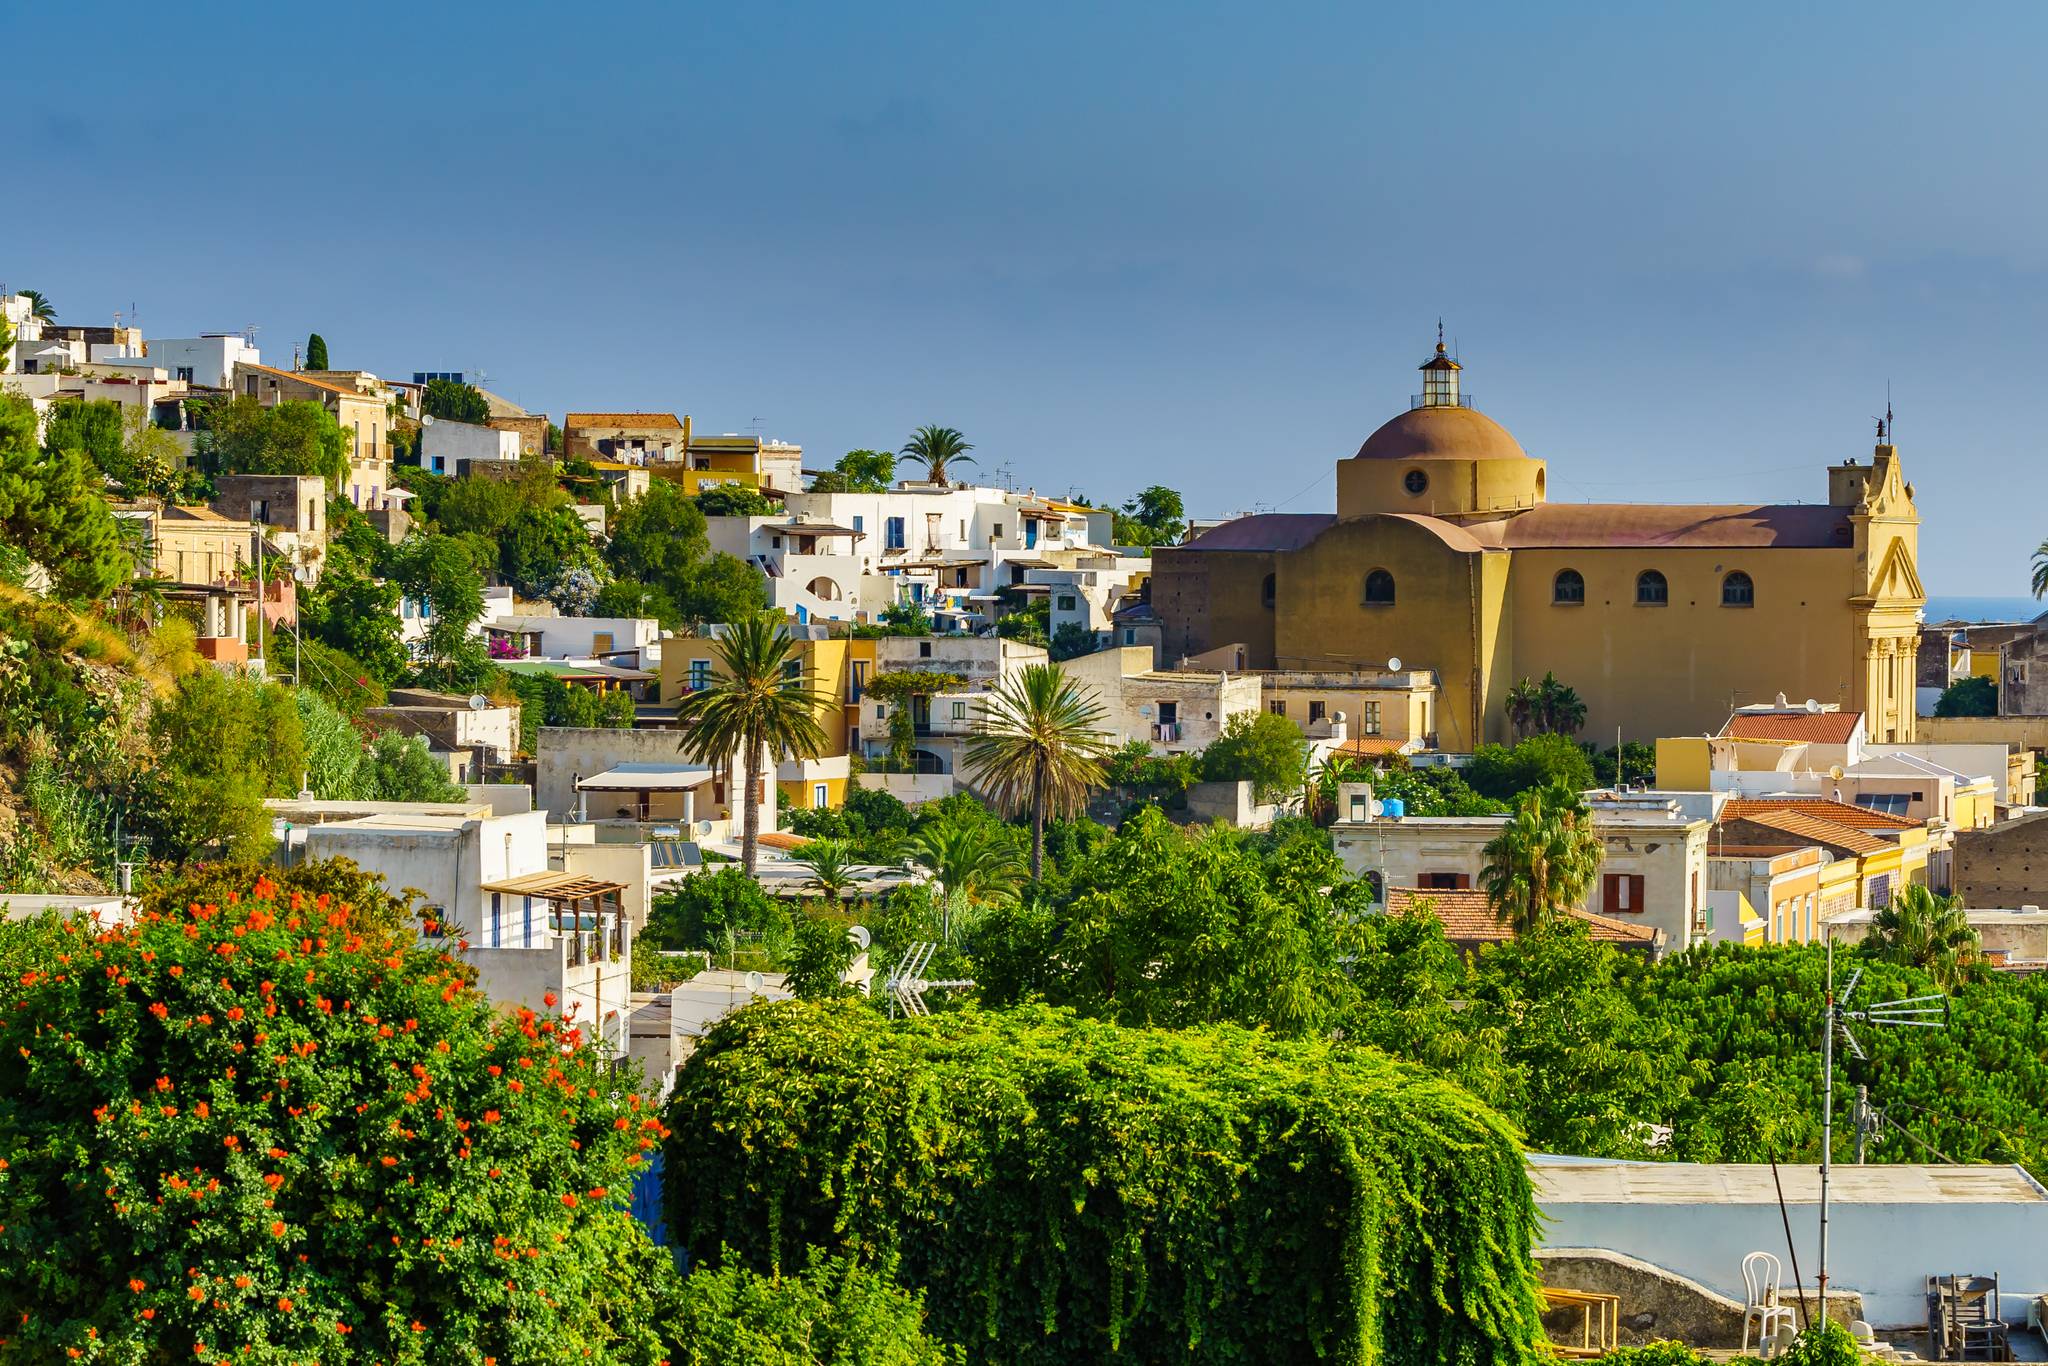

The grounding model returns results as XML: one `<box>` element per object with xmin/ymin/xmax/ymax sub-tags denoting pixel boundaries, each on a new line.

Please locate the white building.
<box><xmin>487</xmin><ymin>613</ymin><xmax>662</xmax><ymax>667</ymax></box>
<box><xmin>420</xmin><ymin>415</ymin><xmax>522</xmax><ymax>474</ymax></box>
<box><xmin>145</xmin><ymin>334</ymin><xmax>262</xmax><ymax>389</ymax></box>
<box><xmin>294</xmin><ymin>806</ymin><xmax>635</xmax><ymax>1053</ymax></box>
<box><xmin>1060</xmin><ymin>646</ymin><xmax>1265</xmax><ymax>755</ymax></box>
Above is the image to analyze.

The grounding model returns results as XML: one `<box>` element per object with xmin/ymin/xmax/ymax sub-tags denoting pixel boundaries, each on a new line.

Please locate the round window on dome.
<box><xmin>1403</xmin><ymin>469</ymin><xmax>1429</xmax><ymax>495</ymax></box>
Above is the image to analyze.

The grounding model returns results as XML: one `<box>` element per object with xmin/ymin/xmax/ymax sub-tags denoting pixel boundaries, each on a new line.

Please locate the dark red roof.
<box><xmin>1721</xmin><ymin>712</ymin><xmax>1865</xmax><ymax>745</ymax></box>
<box><xmin>1177</xmin><ymin>514</ymin><xmax>1335</xmax><ymax>553</ymax></box>
<box><xmin>1468</xmin><ymin>503</ymin><xmax>1853</xmax><ymax>550</ymax></box>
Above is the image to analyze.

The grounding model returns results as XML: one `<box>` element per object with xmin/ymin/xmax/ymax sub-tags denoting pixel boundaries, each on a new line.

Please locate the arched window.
<box><xmin>1553</xmin><ymin>569</ymin><xmax>1585</xmax><ymax>604</ymax></box>
<box><xmin>1722</xmin><ymin>571</ymin><xmax>1754</xmax><ymax>607</ymax></box>
<box><xmin>1363</xmin><ymin>569</ymin><xmax>1396</xmax><ymax>605</ymax></box>
<box><xmin>1261</xmin><ymin>572</ymin><xmax>1276</xmax><ymax>609</ymax></box>
<box><xmin>1636</xmin><ymin>570</ymin><xmax>1668</xmax><ymax>605</ymax></box>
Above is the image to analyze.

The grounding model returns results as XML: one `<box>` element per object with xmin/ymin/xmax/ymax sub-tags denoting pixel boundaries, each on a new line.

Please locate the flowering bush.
<box><xmin>0</xmin><ymin>862</ymin><xmax>677</xmax><ymax>1364</ymax></box>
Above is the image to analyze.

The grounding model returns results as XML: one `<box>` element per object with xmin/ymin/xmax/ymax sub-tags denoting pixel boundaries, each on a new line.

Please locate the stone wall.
<box><xmin>1954</xmin><ymin>810</ymin><xmax>2048</xmax><ymax>907</ymax></box>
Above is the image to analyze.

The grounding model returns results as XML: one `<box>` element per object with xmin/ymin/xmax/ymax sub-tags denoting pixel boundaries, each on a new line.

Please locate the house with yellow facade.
<box><xmin>1151</xmin><ymin>338</ymin><xmax>1925</xmax><ymax>747</ymax></box>
<box><xmin>1707</xmin><ymin>796</ymin><xmax>1934</xmax><ymax>943</ymax></box>
<box><xmin>659</xmin><ymin>627</ymin><xmax>870</xmax><ymax>811</ymax></box>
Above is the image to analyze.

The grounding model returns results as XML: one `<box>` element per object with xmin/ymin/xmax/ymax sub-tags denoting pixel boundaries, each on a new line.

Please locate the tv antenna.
<box><xmin>1816</xmin><ymin>940</ymin><xmax>1948</xmax><ymax>1322</ymax></box>
<box><xmin>884</xmin><ymin>942</ymin><xmax>974</xmax><ymax>1018</ymax></box>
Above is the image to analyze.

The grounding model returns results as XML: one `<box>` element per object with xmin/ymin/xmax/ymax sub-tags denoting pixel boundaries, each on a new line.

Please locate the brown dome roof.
<box><xmin>1353</xmin><ymin>405</ymin><xmax>1527</xmax><ymax>461</ymax></box>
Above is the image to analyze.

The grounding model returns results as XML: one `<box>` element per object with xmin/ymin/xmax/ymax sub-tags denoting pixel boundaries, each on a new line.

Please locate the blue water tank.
<box><xmin>1380</xmin><ymin>797</ymin><xmax>1405</xmax><ymax>821</ymax></box>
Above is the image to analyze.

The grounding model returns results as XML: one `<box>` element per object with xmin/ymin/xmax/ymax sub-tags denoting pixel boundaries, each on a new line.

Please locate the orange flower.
<box><xmin>560</xmin><ymin>1193</ymin><xmax>578</xmax><ymax>1208</ymax></box>
<box><xmin>127</xmin><ymin>1279</ymin><xmax>145</xmax><ymax>1293</ymax></box>
<box><xmin>269</xmin><ymin>1221</ymin><xmax>286</xmax><ymax>1237</ymax></box>
<box><xmin>277</xmin><ymin>1296</ymin><xmax>293</xmax><ymax>1312</ymax></box>
<box><xmin>167</xmin><ymin>965</ymin><xmax>182</xmax><ymax>978</ymax></box>
<box><xmin>233</xmin><ymin>1275</ymin><xmax>250</xmax><ymax>1289</ymax></box>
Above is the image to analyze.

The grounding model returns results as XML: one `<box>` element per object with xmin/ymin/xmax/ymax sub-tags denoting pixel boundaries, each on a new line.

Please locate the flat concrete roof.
<box><xmin>1530</xmin><ymin>1158</ymin><xmax>2047</xmax><ymax>1205</ymax></box>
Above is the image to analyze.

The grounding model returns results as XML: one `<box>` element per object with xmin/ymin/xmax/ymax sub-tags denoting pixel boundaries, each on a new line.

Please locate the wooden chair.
<box><xmin>1928</xmin><ymin>1273</ymin><xmax>2012</xmax><ymax>1362</ymax></box>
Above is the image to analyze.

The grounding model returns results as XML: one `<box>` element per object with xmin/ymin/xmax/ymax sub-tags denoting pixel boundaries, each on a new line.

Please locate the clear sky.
<box><xmin>11</xmin><ymin>0</ymin><xmax>2046</xmax><ymax>593</ymax></box>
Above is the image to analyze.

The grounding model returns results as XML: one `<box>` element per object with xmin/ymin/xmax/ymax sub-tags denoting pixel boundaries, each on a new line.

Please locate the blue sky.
<box><xmin>11</xmin><ymin>0</ymin><xmax>2047</xmax><ymax>592</ymax></box>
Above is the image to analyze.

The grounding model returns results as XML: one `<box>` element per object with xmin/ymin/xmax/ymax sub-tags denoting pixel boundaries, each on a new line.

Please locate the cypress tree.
<box><xmin>305</xmin><ymin>331</ymin><xmax>329</xmax><ymax>370</ymax></box>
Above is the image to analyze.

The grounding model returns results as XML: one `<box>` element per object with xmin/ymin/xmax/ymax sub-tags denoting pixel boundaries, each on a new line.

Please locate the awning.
<box><xmin>576</xmin><ymin>763</ymin><xmax>715</xmax><ymax>791</ymax></box>
<box><xmin>479</xmin><ymin>872</ymin><xmax>627</xmax><ymax>900</ymax></box>
<box><xmin>774</xmin><ymin>522</ymin><xmax>864</xmax><ymax>537</ymax></box>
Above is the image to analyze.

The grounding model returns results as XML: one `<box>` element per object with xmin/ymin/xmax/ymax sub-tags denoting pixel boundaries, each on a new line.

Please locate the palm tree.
<box><xmin>907</xmin><ymin>817</ymin><xmax>1027</xmax><ymax>936</ymax></box>
<box><xmin>1478</xmin><ymin>781</ymin><xmax>1604</xmax><ymax>937</ymax></box>
<box><xmin>789</xmin><ymin>839</ymin><xmax>868</xmax><ymax>904</ymax></box>
<box><xmin>1504</xmin><ymin>677</ymin><xmax>1542</xmax><ymax>738</ymax></box>
<box><xmin>19</xmin><ymin>290</ymin><xmax>54</xmax><ymax>323</ymax></box>
<box><xmin>2033</xmin><ymin>539</ymin><xmax>2048</xmax><ymax>599</ymax></box>
<box><xmin>673</xmin><ymin>615</ymin><xmax>834</xmax><ymax>876</ymax></box>
<box><xmin>1536</xmin><ymin>672</ymin><xmax>1588</xmax><ymax>736</ymax></box>
<box><xmin>963</xmin><ymin>662</ymin><xmax>1112</xmax><ymax>880</ymax></box>
<box><xmin>899</xmin><ymin>425</ymin><xmax>976</xmax><ymax>485</ymax></box>
<box><xmin>1868</xmin><ymin>885</ymin><xmax>1980</xmax><ymax>989</ymax></box>
<box><xmin>1302</xmin><ymin>751</ymin><xmax>1363</xmax><ymax>827</ymax></box>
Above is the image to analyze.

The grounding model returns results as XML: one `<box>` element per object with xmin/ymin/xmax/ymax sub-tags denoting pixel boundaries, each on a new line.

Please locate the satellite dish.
<box><xmin>847</xmin><ymin>925</ymin><xmax>872</xmax><ymax>951</ymax></box>
<box><xmin>1333</xmin><ymin>710</ymin><xmax>1347</xmax><ymax>724</ymax></box>
<box><xmin>1805</xmin><ymin>698</ymin><xmax>1822</xmax><ymax>714</ymax></box>
<box><xmin>1368</xmin><ymin>799</ymin><xmax>1384</xmax><ymax>817</ymax></box>
<box><xmin>697</xmin><ymin>819</ymin><xmax>715</xmax><ymax>835</ymax></box>
<box><xmin>467</xmin><ymin>693</ymin><xmax>488</xmax><ymax>711</ymax></box>
<box><xmin>1137</xmin><ymin>704</ymin><xmax>1154</xmax><ymax>718</ymax></box>
<box><xmin>1828</xmin><ymin>764</ymin><xmax>1846</xmax><ymax>781</ymax></box>
<box><xmin>1386</xmin><ymin>657</ymin><xmax>1402</xmax><ymax>672</ymax></box>
<box><xmin>743</xmin><ymin>971</ymin><xmax>765</xmax><ymax>996</ymax></box>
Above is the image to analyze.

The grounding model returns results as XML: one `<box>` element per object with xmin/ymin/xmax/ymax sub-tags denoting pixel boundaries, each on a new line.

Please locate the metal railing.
<box><xmin>1410</xmin><ymin>393</ymin><xmax>1476</xmax><ymax>410</ymax></box>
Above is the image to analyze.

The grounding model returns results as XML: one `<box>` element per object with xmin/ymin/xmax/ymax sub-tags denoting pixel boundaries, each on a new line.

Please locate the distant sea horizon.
<box><xmin>1924</xmin><ymin>595</ymin><xmax>2041</xmax><ymax>624</ymax></box>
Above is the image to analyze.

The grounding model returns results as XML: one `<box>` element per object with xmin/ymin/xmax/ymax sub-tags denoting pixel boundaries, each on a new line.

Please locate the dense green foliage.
<box><xmin>1934</xmin><ymin>674</ymin><xmax>1996</xmax><ymax>717</ymax></box>
<box><xmin>1354</xmin><ymin>763</ymin><xmax>1508</xmax><ymax>816</ymax></box>
<box><xmin>1503</xmin><ymin>671</ymin><xmax>1587</xmax><ymax>738</ymax></box>
<box><xmin>422</xmin><ymin>377</ymin><xmax>489</xmax><ymax>424</ymax></box>
<box><xmin>602</xmin><ymin>481</ymin><xmax>765</xmax><ymax>628</ymax></box>
<box><xmin>669</xmin><ymin>1254</ymin><xmax>959</xmax><ymax>1365</ymax></box>
<box><xmin>304</xmin><ymin>332</ymin><xmax>330</xmax><ymax>370</ymax></box>
<box><xmin>1200</xmin><ymin>709</ymin><xmax>1308</xmax><ymax>803</ymax></box>
<box><xmin>0</xmin><ymin>393</ymin><xmax>132</xmax><ymax>600</ymax></box>
<box><xmin>0</xmin><ymin>861</ymin><xmax>676</xmax><ymax>1364</ymax></box>
<box><xmin>665</xmin><ymin>1001</ymin><xmax>1548</xmax><ymax>1366</ymax></box>
<box><xmin>196</xmin><ymin>395</ymin><xmax>350</xmax><ymax>485</ymax></box>
<box><xmin>1467</xmin><ymin>733</ymin><xmax>1596</xmax><ymax>802</ymax></box>
<box><xmin>805</xmin><ymin>449</ymin><xmax>897</xmax><ymax>494</ymax></box>
<box><xmin>695</xmin><ymin>484</ymin><xmax>776</xmax><ymax>517</ymax></box>
<box><xmin>500</xmin><ymin>671</ymin><xmax>635</xmax><ymax>750</ymax></box>
<box><xmin>1111</xmin><ymin>485</ymin><xmax>1185</xmax><ymax>548</ymax></box>
<box><xmin>140</xmin><ymin>669</ymin><xmax>304</xmax><ymax>862</ymax></box>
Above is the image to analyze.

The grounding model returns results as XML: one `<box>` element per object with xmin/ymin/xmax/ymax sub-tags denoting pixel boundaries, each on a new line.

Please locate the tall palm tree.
<box><xmin>1536</xmin><ymin>671</ymin><xmax>1588</xmax><ymax>736</ymax></box>
<box><xmin>963</xmin><ymin>662</ymin><xmax>1112</xmax><ymax>880</ymax></box>
<box><xmin>1478</xmin><ymin>781</ymin><xmax>1604</xmax><ymax>937</ymax></box>
<box><xmin>899</xmin><ymin>425</ymin><xmax>976</xmax><ymax>485</ymax></box>
<box><xmin>1504</xmin><ymin>677</ymin><xmax>1542</xmax><ymax>739</ymax></box>
<box><xmin>907</xmin><ymin>817</ymin><xmax>1027</xmax><ymax>935</ymax></box>
<box><xmin>674</xmin><ymin>615</ymin><xmax>834</xmax><ymax>876</ymax></box>
<box><xmin>19</xmin><ymin>290</ymin><xmax>55</xmax><ymax>323</ymax></box>
<box><xmin>789</xmin><ymin>839</ymin><xmax>868</xmax><ymax>903</ymax></box>
<box><xmin>1868</xmin><ymin>885</ymin><xmax>1981</xmax><ymax>989</ymax></box>
<box><xmin>2032</xmin><ymin>539</ymin><xmax>2048</xmax><ymax>599</ymax></box>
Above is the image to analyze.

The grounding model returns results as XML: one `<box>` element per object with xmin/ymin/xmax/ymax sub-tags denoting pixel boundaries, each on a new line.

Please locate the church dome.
<box><xmin>1353</xmin><ymin>404</ymin><xmax>1528</xmax><ymax>462</ymax></box>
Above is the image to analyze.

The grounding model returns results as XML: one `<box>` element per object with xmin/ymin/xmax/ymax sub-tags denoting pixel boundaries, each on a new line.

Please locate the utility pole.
<box><xmin>1819</xmin><ymin>939</ymin><xmax>1836</xmax><ymax>1323</ymax></box>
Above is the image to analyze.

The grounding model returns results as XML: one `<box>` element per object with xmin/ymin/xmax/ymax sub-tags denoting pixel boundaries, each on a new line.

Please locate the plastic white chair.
<box><xmin>1742</xmin><ymin>1251</ymin><xmax>1793</xmax><ymax>1355</ymax></box>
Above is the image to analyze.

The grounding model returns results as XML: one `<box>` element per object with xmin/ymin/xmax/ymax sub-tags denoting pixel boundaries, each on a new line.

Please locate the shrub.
<box><xmin>664</xmin><ymin>1001</ymin><xmax>1547</xmax><ymax>1366</ymax></box>
<box><xmin>670</xmin><ymin>1252</ymin><xmax>961</xmax><ymax>1365</ymax></box>
<box><xmin>0</xmin><ymin>861</ymin><xmax>675</xmax><ymax>1363</ymax></box>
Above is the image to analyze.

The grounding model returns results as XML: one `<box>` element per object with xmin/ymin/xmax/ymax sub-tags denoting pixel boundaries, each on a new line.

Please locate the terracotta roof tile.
<box><xmin>238</xmin><ymin>362</ymin><xmax>373</xmax><ymax>399</ymax></box>
<box><xmin>562</xmin><ymin>412</ymin><xmax>682</xmax><ymax>430</ymax></box>
<box><xmin>1334</xmin><ymin>735</ymin><xmax>1410</xmax><ymax>758</ymax></box>
<box><xmin>1721</xmin><ymin>712</ymin><xmax>1865</xmax><ymax>745</ymax></box>
<box><xmin>1385</xmin><ymin>888</ymin><xmax>1656</xmax><ymax>946</ymax></box>
<box><xmin>1720</xmin><ymin>796</ymin><xmax>1916</xmax><ymax>830</ymax></box>
<box><xmin>1723</xmin><ymin>810</ymin><xmax>1892</xmax><ymax>856</ymax></box>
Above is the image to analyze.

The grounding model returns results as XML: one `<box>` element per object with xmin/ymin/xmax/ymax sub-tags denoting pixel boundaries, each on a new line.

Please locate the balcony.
<box><xmin>1153</xmin><ymin>722</ymin><xmax>1182</xmax><ymax>744</ymax></box>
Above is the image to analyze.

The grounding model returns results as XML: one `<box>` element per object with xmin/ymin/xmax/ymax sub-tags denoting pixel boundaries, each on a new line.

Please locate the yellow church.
<box><xmin>1152</xmin><ymin>340</ymin><xmax>1925</xmax><ymax>748</ymax></box>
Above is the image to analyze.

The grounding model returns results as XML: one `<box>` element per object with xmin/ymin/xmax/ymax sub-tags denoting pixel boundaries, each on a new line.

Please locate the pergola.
<box><xmin>574</xmin><ymin>763</ymin><xmax>715</xmax><ymax>823</ymax></box>
<box><xmin>477</xmin><ymin>870</ymin><xmax>630</xmax><ymax>1055</ymax></box>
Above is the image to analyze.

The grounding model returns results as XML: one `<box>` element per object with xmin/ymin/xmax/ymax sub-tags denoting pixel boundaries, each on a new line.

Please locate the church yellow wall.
<box><xmin>1270</xmin><ymin>518</ymin><xmax>1510</xmax><ymax>749</ymax></box>
<box><xmin>1338</xmin><ymin>456</ymin><xmax>1546</xmax><ymax>521</ymax></box>
<box><xmin>1150</xmin><ymin>550</ymin><xmax>1279</xmax><ymax>667</ymax></box>
<box><xmin>1503</xmin><ymin>546</ymin><xmax>1861</xmax><ymax>744</ymax></box>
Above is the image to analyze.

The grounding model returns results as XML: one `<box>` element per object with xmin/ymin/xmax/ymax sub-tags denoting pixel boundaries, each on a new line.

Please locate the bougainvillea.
<box><xmin>664</xmin><ymin>1001</ymin><xmax>1549</xmax><ymax>1366</ymax></box>
<box><xmin>0</xmin><ymin>862</ymin><xmax>677</xmax><ymax>1365</ymax></box>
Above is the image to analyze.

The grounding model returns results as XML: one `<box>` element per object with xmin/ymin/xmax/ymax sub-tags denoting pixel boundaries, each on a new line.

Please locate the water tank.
<box><xmin>1380</xmin><ymin>797</ymin><xmax>1405</xmax><ymax>821</ymax></box>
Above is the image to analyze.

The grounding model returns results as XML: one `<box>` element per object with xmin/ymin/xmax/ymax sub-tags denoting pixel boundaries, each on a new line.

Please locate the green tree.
<box><xmin>0</xmin><ymin>861</ymin><xmax>677</xmax><ymax>1364</ymax></box>
<box><xmin>1503</xmin><ymin>671</ymin><xmax>1587</xmax><ymax>738</ymax></box>
<box><xmin>1934</xmin><ymin>674</ymin><xmax>1997</xmax><ymax>717</ymax></box>
<box><xmin>1467</xmin><ymin>732</ymin><xmax>1596</xmax><ymax>802</ymax></box>
<box><xmin>594</xmin><ymin>578</ymin><xmax>678</xmax><ymax>626</ymax></box>
<box><xmin>604</xmin><ymin>482</ymin><xmax>762</xmax><ymax>628</ymax></box>
<box><xmin>365</xmin><ymin>730</ymin><xmax>467</xmax><ymax>802</ymax></box>
<box><xmin>963</xmin><ymin>662</ymin><xmax>1111</xmax><ymax>880</ymax></box>
<box><xmin>808</xmin><ymin>449</ymin><xmax>897</xmax><ymax>494</ymax></box>
<box><xmin>0</xmin><ymin>394</ymin><xmax>131</xmax><ymax>600</ymax></box>
<box><xmin>674</xmin><ymin>616</ymin><xmax>833</xmax><ymax>875</ymax></box>
<box><xmin>646</xmin><ymin>866</ymin><xmax>784</xmax><ymax>950</ymax></box>
<box><xmin>1048</xmin><ymin>621</ymin><xmax>1096</xmax><ymax>661</ymax></box>
<box><xmin>42</xmin><ymin>397</ymin><xmax>125</xmax><ymax>473</ymax></box>
<box><xmin>195</xmin><ymin>396</ymin><xmax>350</xmax><ymax>486</ymax></box>
<box><xmin>119</xmin><ymin>404</ymin><xmax>190</xmax><ymax>501</ymax></box>
<box><xmin>668</xmin><ymin>1253</ymin><xmax>959</xmax><ymax>1365</ymax></box>
<box><xmin>678</xmin><ymin>551</ymin><xmax>768</xmax><ymax>628</ymax></box>
<box><xmin>1200</xmin><ymin>709</ymin><xmax>1308</xmax><ymax>804</ymax></box>
<box><xmin>789</xmin><ymin>838</ymin><xmax>868</xmax><ymax>903</ymax></box>
<box><xmin>19</xmin><ymin>288</ymin><xmax>55</xmax><ymax>322</ymax></box>
<box><xmin>304</xmin><ymin>332</ymin><xmax>330</xmax><ymax>370</ymax></box>
<box><xmin>297</xmin><ymin>549</ymin><xmax>408</xmax><ymax>683</ymax></box>
<box><xmin>906</xmin><ymin>816</ymin><xmax>1027</xmax><ymax>924</ymax></box>
<box><xmin>388</xmin><ymin>532</ymin><xmax>486</xmax><ymax>678</ymax></box>
<box><xmin>695</xmin><ymin>484</ymin><xmax>777</xmax><ymax>517</ymax></box>
<box><xmin>1865</xmin><ymin>884</ymin><xmax>1981</xmax><ymax>988</ymax></box>
<box><xmin>663</xmin><ymin>1001</ymin><xmax>1548</xmax><ymax>1366</ymax></box>
<box><xmin>1477</xmin><ymin>781</ymin><xmax>1605</xmax><ymax>936</ymax></box>
<box><xmin>782</xmin><ymin>913</ymin><xmax>856</xmax><ymax>999</ymax></box>
<box><xmin>140</xmin><ymin>669</ymin><xmax>305</xmax><ymax>862</ymax></box>
<box><xmin>898</xmin><ymin>425</ymin><xmax>975</xmax><ymax>485</ymax></box>
<box><xmin>422</xmin><ymin>377</ymin><xmax>490</xmax><ymax>424</ymax></box>
<box><xmin>1112</xmin><ymin>485</ymin><xmax>1186</xmax><ymax>547</ymax></box>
